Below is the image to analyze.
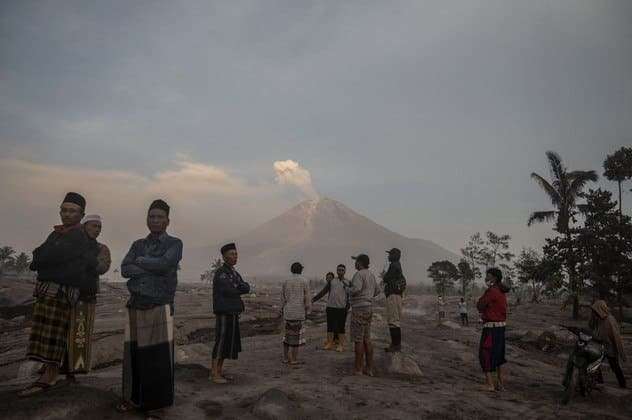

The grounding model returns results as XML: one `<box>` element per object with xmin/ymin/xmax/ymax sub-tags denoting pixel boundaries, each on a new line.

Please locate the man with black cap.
<box><xmin>118</xmin><ymin>199</ymin><xmax>183</xmax><ymax>417</ymax></box>
<box><xmin>348</xmin><ymin>253</ymin><xmax>381</xmax><ymax>376</ymax></box>
<box><xmin>211</xmin><ymin>242</ymin><xmax>250</xmax><ymax>384</ymax></box>
<box><xmin>19</xmin><ymin>192</ymin><xmax>100</xmax><ymax>397</ymax></box>
<box><xmin>383</xmin><ymin>248</ymin><xmax>406</xmax><ymax>352</ymax></box>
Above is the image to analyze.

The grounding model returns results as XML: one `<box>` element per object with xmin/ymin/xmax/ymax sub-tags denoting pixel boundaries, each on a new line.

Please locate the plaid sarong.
<box><xmin>283</xmin><ymin>320</ymin><xmax>306</xmax><ymax>347</ymax></box>
<box><xmin>26</xmin><ymin>294</ymin><xmax>72</xmax><ymax>366</ymax></box>
<box><xmin>123</xmin><ymin>305</ymin><xmax>174</xmax><ymax>411</ymax></box>
<box><xmin>350</xmin><ymin>306</ymin><xmax>373</xmax><ymax>343</ymax></box>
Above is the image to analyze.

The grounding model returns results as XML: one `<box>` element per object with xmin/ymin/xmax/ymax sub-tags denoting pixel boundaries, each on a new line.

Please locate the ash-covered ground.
<box><xmin>1</xmin><ymin>278</ymin><xmax>630</xmax><ymax>419</ymax></box>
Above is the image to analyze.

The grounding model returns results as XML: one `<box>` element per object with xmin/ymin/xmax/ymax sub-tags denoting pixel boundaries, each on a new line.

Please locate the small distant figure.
<box><xmin>458</xmin><ymin>297</ymin><xmax>469</xmax><ymax>326</ymax></box>
<box><xmin>477</xmin><ymin>268</ymin><xmax>508</xmax><ymax>392</ymax></box>
<box><xmin>312</xmin><ymin>265</ymin><xmax>350</xmax><ymax>352</ymax></box>
<box><xmin>383</xmin><ymin>248</ymin><xmax>406</xmax><ymax>353</ymax></box>
<box><xmin>348</xmin><ymin>254</ymin><xmax>381</xmax><ymax>376</ymax></box>
<box><xmin>436</xmin><ymin>295</ymin><xmax>446</xmax><ymax>322</ymax></box>
<box><xmin>210</xmin><ymin>242</ymin><xmax>250</xmax><ymax>384</ymax></box>
<box><xmin>588</xmin><ymin>300</ymin><xmax>627</xmax><ymax>388</ymax></box>
<box><xmin>281</xmin><ymin>262</ymin><xmax>311</xmax><ymax>365</ymax></box>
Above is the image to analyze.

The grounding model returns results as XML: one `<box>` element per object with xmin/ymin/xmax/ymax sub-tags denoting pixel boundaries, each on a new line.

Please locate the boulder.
<box><xmin>382</xmin><ymin>352</ymin><xmax>423</xmax><ymax>378</ymax></box>
<box><xmin>252</xmin><ymin>388</ymin><xmax>304</xmax><ymax>420</ymax></box>
<box><xmin>90</xmin><ymin>333</ymin><xmax>123</xmax><ymax>369</ymax></box>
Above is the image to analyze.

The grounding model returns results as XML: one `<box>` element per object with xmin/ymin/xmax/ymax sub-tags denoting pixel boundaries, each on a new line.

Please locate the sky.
<box><xmin>1</xmin><ymin>0</ymin><xmax>631</xmax><ymax>273</ymax></box>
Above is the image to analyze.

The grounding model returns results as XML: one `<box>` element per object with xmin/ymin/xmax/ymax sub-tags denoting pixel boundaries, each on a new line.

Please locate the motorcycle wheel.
<box><xmin>562</xmin><ymin>369</ymin><xmax>576</xmax><ymax>405</ymax></box>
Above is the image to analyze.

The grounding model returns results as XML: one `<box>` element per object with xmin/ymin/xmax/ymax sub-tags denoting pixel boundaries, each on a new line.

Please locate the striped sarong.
<box><xmin>283</xmin><ymin>320</ymin><xmax>306</xmax><ymax>347</ymax></box>
<box><xmin>212</xmin><ymin>313</ymin><xmax>241</xmax><ymax>360</ymax></box>
<box><xmin>26</xmin><ymin>295</ymin><xmax>72</xmax><ymax>365</ymax></box>
<box><xmin>123</xmin><ymin>305</ymin><xmax>174</xmax><ymax>411</ymax></box>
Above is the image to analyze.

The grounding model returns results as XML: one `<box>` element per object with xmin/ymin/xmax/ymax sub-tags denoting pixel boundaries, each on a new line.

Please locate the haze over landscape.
<box><xmin>1</xmin><ymin>1</ymin><xmax>631</xmax><ymax>280</ymax></box>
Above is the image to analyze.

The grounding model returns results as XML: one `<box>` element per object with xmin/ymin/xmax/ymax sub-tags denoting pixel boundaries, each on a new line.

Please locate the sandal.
<box><xmin>116</xmin><ymin>401</ymin><xmax>137</xmax><ymax>413</ymax></box>
<box><xmin>18</xmin><ymin>380</ymin><xmax>59</xmax><ymax>398</ymax></box>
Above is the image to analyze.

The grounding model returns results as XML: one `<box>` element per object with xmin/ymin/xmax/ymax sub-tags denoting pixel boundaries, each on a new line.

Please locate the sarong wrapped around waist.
<box><xmin>123</xmin><ymin>304</ymin><xmax>175</xmax><ymax>411</ymax></box>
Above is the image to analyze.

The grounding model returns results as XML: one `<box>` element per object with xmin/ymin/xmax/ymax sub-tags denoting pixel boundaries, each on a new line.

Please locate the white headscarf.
<box><xmin>82</xmin><ymin>214</ymin><xmax>102</xmax><ymax>224</ymax></box>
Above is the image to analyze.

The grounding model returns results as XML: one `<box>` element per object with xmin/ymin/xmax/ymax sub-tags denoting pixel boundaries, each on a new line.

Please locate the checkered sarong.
<box><xmin>283</xmin><ymin>320</ymin><xmax>306</xmax><ymax>347</ymax></box>
<box><xmin>26</xmin><ymin>295</ymin><xmax>72</xmax><ymax>365</ymax></box>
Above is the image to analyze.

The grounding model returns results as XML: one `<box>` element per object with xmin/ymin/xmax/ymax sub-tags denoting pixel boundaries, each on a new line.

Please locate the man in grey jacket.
<box><xmin>349</xmin><ymin>254</ymin><xmax>381</xmax><ymax>376</ymax></box>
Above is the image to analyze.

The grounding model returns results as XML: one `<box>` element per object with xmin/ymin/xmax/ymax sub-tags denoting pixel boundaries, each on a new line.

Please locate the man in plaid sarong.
<box><xmin>19</xmin><ymin>192</ymin><xmax>100</xmax><ymax>397</ymax></box>
<box><xmin>118</xmin><ymin>199</ymin><xmax>183</xmax><ymax>418</ymax></box>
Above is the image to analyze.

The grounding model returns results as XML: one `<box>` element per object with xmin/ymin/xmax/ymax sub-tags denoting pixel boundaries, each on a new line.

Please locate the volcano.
<box><xmin>185</xmin><ymin>198</ymin><xmax>458</xmax><ymax>282</ymax></box>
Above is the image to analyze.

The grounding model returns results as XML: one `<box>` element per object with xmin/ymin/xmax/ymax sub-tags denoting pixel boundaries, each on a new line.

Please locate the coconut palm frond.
<box><xmin>546</xmin><ymin>151</ymin><xmax>565</xmax><ymax>182</ymax></box>
<box><xmin>568</xmin><ymin>170</ymin><xmax>598</xmax><ymax>196</ymax></box>
<box><xmin>530</xmin><ymin>173</ymin><xmax>561</xmax><ymax>205</ymax></box>
<box><xmin>527</xmin><ymin>210</ymin><xmax>556</xmax><ymax>227</ymax></box>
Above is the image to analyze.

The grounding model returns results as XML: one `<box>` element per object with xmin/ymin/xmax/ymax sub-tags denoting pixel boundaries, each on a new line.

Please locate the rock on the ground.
<box><xmin>382</xmin><ymin>352</ymin><xmax>423</xmax><ymax>378</ymax></box>
<box><xmin>438</xmin><ymin>320</ymin><xmax>461</xmax><ymax>329</ymax></box>
<box><xmin>90</xmin><ymin>333</ymin><xmax>123</xmax><ymax>369</ymax></box>
<box><xmin>252</xmin><ymin>388</ymin><xmax>304</xmax><ymax>420</ymax></box>
<box><xmin>177</xmin><ymin>343</ymin><xmax>210</xmax><ymax>364</ymax></box>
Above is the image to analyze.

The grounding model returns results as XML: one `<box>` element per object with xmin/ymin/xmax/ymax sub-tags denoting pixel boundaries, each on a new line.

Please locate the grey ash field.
<box><xmin>1</xmin><ymin>278</ymin><xmax>631</xmax><ymax>420</ymax></box>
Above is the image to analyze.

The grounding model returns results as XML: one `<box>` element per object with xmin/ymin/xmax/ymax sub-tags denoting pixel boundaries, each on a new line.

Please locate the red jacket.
<box><xmin>477</xmin><ymin>285</ymin><xmax>507</xmax><ymax>322</ymax></box>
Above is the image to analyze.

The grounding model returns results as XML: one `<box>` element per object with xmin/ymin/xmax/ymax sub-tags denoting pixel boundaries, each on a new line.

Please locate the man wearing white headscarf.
<box><xmin>61</xmin><ymin>214</ymin><xmax>111</xmax><ymax>380</ymax></box>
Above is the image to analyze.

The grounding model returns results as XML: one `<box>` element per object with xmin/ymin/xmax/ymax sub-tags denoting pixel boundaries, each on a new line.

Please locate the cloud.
<box><xmin>273</xmin><ymin>160</ymin><xmax>319</xmax><ymax>200</ymax></box>
<box><xmin>0</xmin><ymin>158</ymin><xmax>296</xmax><ymax>271</ymax></box>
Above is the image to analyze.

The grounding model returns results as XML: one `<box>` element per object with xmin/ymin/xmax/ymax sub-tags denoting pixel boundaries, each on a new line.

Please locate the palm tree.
<box><xmin>603</xmin><ymin>146</ymin><xmax>632</xmax><ymax>221</ymax></box>
<box><xmin>528</xmin><ymin>151</ymin><xmax>598</xmax><ymax>318</ymax></box>
<box><xmin>14</xmin><ymin>252</ymin><xmax>31</xmax><ymax>275</ymax></box>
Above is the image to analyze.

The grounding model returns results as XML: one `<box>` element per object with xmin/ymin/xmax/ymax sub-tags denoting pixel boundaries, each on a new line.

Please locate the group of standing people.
<box><xmin>278</xmin><ymin>248</ymin><xmax>407</xmax><ymax>376</ymax></box>
<box><xmin>20</xmin><ymin>193</ymin><xmax>183</xmax><ymax>420</ymax></box>
<box><xmin>15</xmin><ymin>192</ymin><xmax>627</xmax><ymax>419</ymax></box>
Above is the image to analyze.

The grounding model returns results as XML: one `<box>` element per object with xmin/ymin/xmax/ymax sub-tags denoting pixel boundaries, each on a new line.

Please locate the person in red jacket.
<box><xmin>477</xmin><ymin>267</ymin><xmax>509</xmax><ymax>392</ymax></box>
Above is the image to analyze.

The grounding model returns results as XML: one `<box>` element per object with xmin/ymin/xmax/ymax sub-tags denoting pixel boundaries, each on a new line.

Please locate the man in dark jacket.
<box><xmin>383</xmin><ymin>248</ymin><xmax>406</xmax><ymax>352</ymax></box>
<box><xmin>211</xmin><ymin>242</ymin><xmax>250</xmax><ymax>383</ymax></box>
<box><xmin>20</xmin><ymin>192</ymin><xmax>99</xmax><ymax>397</ymax></box>
<box><xmin>118</xmin><ymin>199</ymin><xmax>183</xmax><ymax>417</ymax></box>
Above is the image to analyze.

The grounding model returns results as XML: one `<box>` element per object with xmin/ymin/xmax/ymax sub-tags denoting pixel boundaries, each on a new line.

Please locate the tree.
<box><xmin>201</xmin><ymin>257</ymin><xmax>223</xmax><ymax>283</ymax></box>
<box><xmin>603</xmin><ymin>146</ymin><xmax>632</xmax><ymax>221</ymax></box>
<box><xmin>460</xmin><ymin>233</ymin><xmax>484</xmax><ymax>284</ymax></box>
<box><xmin>427</xmin><ymin>260</ymin><xmax>458</xmax><ymax>296</ymax></box>
<box><xmin>573</xmin><ymin>189</ymin><xmax>632</xmax><ymax>320</ymax></box>
<box><xmin>0</xmin><ymin>246</ymin><xmax>16</xmax><ymax>275</ymax></box>
<box><xmin>480</xmin><ymin>231</ymin><xmax>515</xmax><ymax>272</ymax></box>
<box><xmin>528</xmin><ymin>151</ymin><xmax>598</xmax><ymax>319</ymax></box>
<box><xmin>515</xmin><ymin>248</ymin><xmax>551</xmax><ymax>302</ymax></box>
<box><xmin>456</xmin><ymin>259</ymin><xmax>475</xmax><ymax>297</ymax></box>
<box><xmin>13</xmin><ymin>252</ymin><xmax>31</xmax><ymax>275</ymax></box>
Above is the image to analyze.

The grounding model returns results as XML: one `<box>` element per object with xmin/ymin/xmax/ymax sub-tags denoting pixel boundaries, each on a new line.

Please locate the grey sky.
<box><xmin>1</xmin><ymin>1</ymin><xmax>631</xmax><ymax>265</ymax></box>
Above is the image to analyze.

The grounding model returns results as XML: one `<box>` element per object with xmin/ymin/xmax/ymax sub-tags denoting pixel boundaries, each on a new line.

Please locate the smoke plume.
<box><xmin>273</xmin><ymin>160</ymin><xmax>319</xmax><ymax>200</ymax></box>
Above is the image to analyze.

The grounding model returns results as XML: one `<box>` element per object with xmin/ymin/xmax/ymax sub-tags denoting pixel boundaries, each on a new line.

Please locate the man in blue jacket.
<box><xmin>211</xmin><ymin>242</ymin><xmax>250</xmax><ymax>384</ymax></box>
<box><xmin>118</xmin><ymin>199</ymin><xmax>183</xmax><ymax>418</ymax></box>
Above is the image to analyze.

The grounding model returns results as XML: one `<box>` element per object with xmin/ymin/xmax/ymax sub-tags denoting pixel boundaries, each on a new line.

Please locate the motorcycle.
<box><xmin>560</xmin><ymin>325</ymin><xmax>605</xmax><ymax>405</ymax></box>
